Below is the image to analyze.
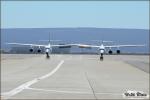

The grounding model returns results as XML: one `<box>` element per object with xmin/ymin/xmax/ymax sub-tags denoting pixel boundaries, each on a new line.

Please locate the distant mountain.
<box><xmin>1</xmin><ymin>28</ymin><xmax>149</xmax><ymax>53</ymax></box>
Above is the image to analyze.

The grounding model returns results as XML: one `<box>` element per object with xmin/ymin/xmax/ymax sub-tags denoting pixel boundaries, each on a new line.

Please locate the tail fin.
<box><xmin>49</xmin><ymin>33</ymin><xmax>50</xmax><ymax>43</ymax></box>
<box><xmin>39</xmin><ymin>33</ymin><xmax>61</xmax><ymax>42</ymax></box>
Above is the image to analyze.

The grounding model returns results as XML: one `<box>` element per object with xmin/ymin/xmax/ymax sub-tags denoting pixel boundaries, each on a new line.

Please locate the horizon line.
<box><xmin>1</xmin><ymin>27</ymin><xmax>149</xmax><ymax>30</ymax></box>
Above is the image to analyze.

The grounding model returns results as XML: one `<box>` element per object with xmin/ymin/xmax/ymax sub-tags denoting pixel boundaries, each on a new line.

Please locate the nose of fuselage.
<box><xmin>98</xmin><ymin>45</ymin><xmax>105</xmax><ymax>54</ymax></box>
<box><xmin>45</xmin><ymin>48</ymin><xmax>49</xmax><ymax>53</ymax></box>
<box><xmin>100</xmin><ymin>49</ymin><xmax>104</xmax><ymax>53</ymax></box>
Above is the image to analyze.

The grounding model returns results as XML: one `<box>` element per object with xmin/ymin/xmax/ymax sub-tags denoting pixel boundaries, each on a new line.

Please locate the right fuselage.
<box><xmin>99</xmin><ymin>44</ymin><xmax>105</xmax><ymax>55</ymax></box>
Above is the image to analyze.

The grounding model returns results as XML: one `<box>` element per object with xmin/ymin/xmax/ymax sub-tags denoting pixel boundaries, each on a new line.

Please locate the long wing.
<box><xmin>6</xmin><ymin>43</ymin><xmax>46</xmax><ymax>47</ymax></box>
<box><xmin>51</xmin><ymin>44</ymin><xmax>79</xmax><ymax>48</ymax></box>
<box><xmin>6</xmin><ymin>43</ymin><xmax>79</xmax><ymax>48</ymax></box>
<box><xmin>76</xmin><ymin>44</ymin><xmax>146</xmax><ymax>48</ymax></box>
<box><xmin>104</xmin><ymin>44</ymin><xmax>146</xmax><ymax>48</ymax></box>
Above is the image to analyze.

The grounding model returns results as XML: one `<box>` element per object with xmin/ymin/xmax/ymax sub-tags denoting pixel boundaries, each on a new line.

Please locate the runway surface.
<box><xmin>1</xmin><ymin>54</ymin><xmax>149</xmax><ymax>99</ymax></box>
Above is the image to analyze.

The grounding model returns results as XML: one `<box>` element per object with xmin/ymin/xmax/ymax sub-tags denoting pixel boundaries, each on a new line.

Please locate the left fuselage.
<box><xmin>45</xmin><ymin>43</ymin><xmax>52</xmax><ymax>58</ymax></box>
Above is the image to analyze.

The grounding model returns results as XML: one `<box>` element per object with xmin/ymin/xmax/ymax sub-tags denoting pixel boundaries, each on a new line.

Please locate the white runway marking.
<box><xmin>27</xmin><ymin>87</ymin><xmax>92</xmax><ymax>94</ymax></box>
<box><xmin>27</xmin><ymin>87</ymin><xmax>149</xmax><ymax>99</ymax></box>
<box><xmin>1</xmin><ymin>60</ymin><xmax>64</xmax><ymax>99</ymax></box>
<box><xmin>38</xmin><ymin>60</ymin><xmax>64</xmax><ymax>80</ymax></box>
<box><xmin>27</xmin><ymin>87</ymin><xmax>123</xmax><ymax>95</ymax></box>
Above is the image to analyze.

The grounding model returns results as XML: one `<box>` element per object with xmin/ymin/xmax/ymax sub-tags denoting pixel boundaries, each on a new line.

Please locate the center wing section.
<box><xmin>76</xmin><ymin>44</ymin><xmax>100</xmax><ymax>48</ymax></box>
<box><xmin>51</xmin><ymin>44</ymin><xmax>79</xmax><ymax>48</ymax></box>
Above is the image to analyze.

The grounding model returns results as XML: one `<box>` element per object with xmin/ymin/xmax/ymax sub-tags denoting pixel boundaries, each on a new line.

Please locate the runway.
<box><xmin>1</xmin><ymin>54</ymin><xmax>149</xmax><ymax>99</ymax></box>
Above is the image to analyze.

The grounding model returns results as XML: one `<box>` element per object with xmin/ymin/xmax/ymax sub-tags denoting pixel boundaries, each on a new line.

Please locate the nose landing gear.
<box><xmin>100</xmin><ymin>53</ymin><xmax>104</xmax><ymax>61</ymax></box>
<box><xmin>100</xmin><ymin>56</ymin><xmax>103</xmax><ymax>61</ymax></box>
<box><xmin>46</xmin><ymin>52</ymin><xmax>50</xmax><ymax>59</ymax></box>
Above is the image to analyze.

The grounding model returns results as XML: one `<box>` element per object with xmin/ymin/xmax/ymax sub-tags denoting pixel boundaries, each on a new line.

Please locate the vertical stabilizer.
<box><xmin>49</xmin><ymin>33</ymin><xmax>50</xmax><ymax>44</ymax></box>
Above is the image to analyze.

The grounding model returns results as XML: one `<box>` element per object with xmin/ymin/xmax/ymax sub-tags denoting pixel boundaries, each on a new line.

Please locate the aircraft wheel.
<box><xmin>46</xmin><ymin>55</ymin><xmax>50</xmax><ymax>59</ymax></box>
<box><xmin>46</xmin><ymin>52</ymin><xmax>50</xmax><ymax>59</ymax></box>
<box><xmin>100</xmin><ymin>56</ymin><xmax>103</xmax><ymax>61</ymax></box>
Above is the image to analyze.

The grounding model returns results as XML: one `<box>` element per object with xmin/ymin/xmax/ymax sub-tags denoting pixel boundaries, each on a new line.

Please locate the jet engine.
<box><xmin>116</xmin><ymin>50</ymin><xmax>120</xmax><ymax>54</ymax></box>
<box><xmin>108</xmin><ymin>50</ymin><xmax>113</xmax><ymax>54</ymax></box>
<box><xmin>37</xmin><ymin>47</ymin><xmax>42</xmax><ymax>53</ymax></box>
<box><xmin>29</xmin><ymin>48</ymin><xmax>33</xmax><ymax>52</ymax></box>
<box><xmin>37</xmin><ymin>49</ymin><xmax>41</xmax><ymax>53</ymax></box>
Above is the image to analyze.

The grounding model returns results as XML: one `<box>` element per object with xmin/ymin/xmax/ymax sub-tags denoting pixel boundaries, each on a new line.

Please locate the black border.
<box><xmin>1</xmin><ymin>0</ymin><xmax>149</xmax><ymax>2</ymax></box>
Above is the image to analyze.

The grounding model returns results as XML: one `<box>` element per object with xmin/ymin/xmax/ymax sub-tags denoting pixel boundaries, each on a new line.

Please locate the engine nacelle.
<box><xmin>37</xmin><ymin>49</ymin><xmax>41</xmax><ymax>53</ymax></box>
<box><xmin>108</xmin><ymin>50</ymin><xmax>113</xmax><ymax>54</ymax></box>
<box><xmin>116</xmin><ymin>50</ymin><xmax>120</xmax><ymax>54</ymax></box>
<box><xmin>29</xmin><ymin>48</ymin><xmax>33</xmax><ymax>52</ymax></box>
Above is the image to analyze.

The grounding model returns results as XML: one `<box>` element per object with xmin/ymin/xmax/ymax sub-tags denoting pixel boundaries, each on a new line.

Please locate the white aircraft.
<box><xmin>6</xmin><ymin>35</ymin><xmax>75</xmax><ymax>58</ymax></box>
<box><xmin>77</xmin><ymin>40</ymin><xmax>145</xmax><ymax>60</ymax></box>
<box><xmin>6</xmin><ymin>42</ymin><xmax>74</xmax><ymax>58</ymax></box>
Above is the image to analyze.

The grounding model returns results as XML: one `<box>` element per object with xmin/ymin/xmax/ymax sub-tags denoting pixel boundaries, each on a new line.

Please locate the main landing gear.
<box><xmin>100</xmin><ymin>53</ymin><xmax>104</xmax><ymax>61</ymax></box>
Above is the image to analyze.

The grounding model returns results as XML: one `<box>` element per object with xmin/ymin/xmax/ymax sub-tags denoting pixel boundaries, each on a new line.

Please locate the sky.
<box><xmin>1</xmin><ymin>1</ymin><xmax>149</xmax><ymax>29</ymax></box>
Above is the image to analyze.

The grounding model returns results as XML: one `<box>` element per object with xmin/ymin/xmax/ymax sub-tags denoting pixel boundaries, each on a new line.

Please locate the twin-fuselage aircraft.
<box><xmin>6</xmin><ymin>37</ymin><xmax>145</xmax><ymax>60</ymax></box>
